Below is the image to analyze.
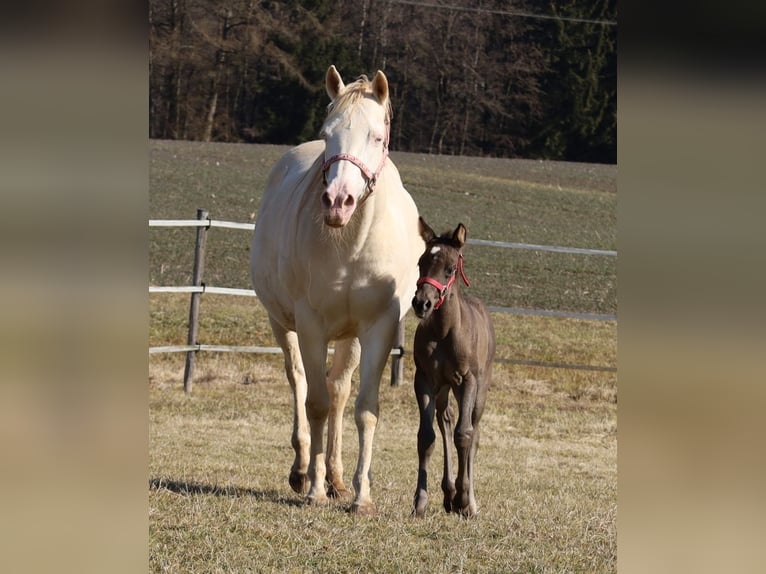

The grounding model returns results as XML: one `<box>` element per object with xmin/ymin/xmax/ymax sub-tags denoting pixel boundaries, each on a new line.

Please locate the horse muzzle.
<box><xmin>412</xmin><ymin>292</ymin><xmax>435</xmax><ymax>319</ymax></box>
<box><xmin>321</xmin><ymin>189</ymin><xmax>356</xmax><ymax>228</ymax></box>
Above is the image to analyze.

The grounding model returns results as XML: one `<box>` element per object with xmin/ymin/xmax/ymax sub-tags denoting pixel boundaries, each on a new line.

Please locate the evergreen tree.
<box><xmin>528</xmin><ymin>0</ymin><xmax>617</xmax><ymax>162</ymax></box>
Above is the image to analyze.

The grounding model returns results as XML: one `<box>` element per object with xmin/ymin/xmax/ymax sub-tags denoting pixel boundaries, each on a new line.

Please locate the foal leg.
<box><xmin>452</xmin><ymin>374</ymin><xmax>479</xmax><ymax>517</ymax></box>
<box><xmin>412</xmin><ymin>370</ymin><xmax>435</xmax><ymax>518</ymax></box>
<box><xmin>268</xmin><ymin>315</ymin><xmax>309</xmax><ymax>495</ymax></box>
<box><xmin>466</xmin><ymin>369</ymin><xmax>490</xmax><ymax>515</ymax></box>
<box><xmin>466</xmin><ymin>424</ymin><xmax>481</xmax><ymax>516</ymax></box>
<box><xmin>325</xmin><ymin>337</ymin><xmax>360</xmax><ymax>499</ymax></box>
<box><xmin>435</xmin><ymin>387</ymin><xmax>456</xmax><ymax>513</ymax></box>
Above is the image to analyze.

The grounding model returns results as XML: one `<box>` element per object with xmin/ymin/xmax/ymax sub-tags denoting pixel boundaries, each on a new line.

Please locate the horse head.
<box><xmin>319</xmin><ymin>65</ymin><xmax>391</xmax><ymax>228</ymax></box>
<box><xmin>412</xmin><ymin>217</ymin><xmax>471</xmax><ymax>319</ymax></box>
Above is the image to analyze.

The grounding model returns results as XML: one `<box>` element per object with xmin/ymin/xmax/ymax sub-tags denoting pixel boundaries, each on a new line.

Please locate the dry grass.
<box><xmin>149</xmin><ymin>139</ymin><xmax>616</xmax><ymax>572</ymax></box>
<box><xmin>150</xmin><ymin>296</ymin><xmax>616</xmax><ymax>573</ymax></box>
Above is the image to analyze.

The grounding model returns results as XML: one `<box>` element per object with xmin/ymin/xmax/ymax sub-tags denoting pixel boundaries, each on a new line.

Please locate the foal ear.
<box><xmin>372</xmin><ymin>70</ymin><xmax>389</xmax><ymax>104</ymax></box>
<box><xmin>452</xmin><ymin>223</ymin><xmax>467</xmax><ymax>248</ymax></box>
<box><xmin>418</xmin><ymin>216</ymin><xmax>436</xmax><ymax>243</ymax></box>
<box><xmin>326</xmin><ymin>65</ymin><xmax>345</xmax><ymax>101</ymax></box>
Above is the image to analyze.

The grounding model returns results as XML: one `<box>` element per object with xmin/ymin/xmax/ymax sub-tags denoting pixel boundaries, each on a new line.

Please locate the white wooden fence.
<box><xmin>150</xmin><ymin>210</ymin><xmax>617</xmax><ymax>391</ymax></box>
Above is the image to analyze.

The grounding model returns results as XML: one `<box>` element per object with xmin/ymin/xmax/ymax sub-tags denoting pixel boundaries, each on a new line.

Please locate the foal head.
<box><xmin>319</xmin><ymin>65</ymin><xmax>391</xmax><ymax>228</ymax></box>
<box><xmin>412</xmin><ymin>217</ymin><xmax>470</xmax><ymax>320</ymax></box>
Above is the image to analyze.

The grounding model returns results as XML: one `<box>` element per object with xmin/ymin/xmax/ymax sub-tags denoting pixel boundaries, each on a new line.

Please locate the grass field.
<box><xmin>149</xmin><ymin>139</ymin><xmax>617</xmax><ymax>572</ymax></box>
<box><xmin>149</xmin><ymin>140</ymin><xmax>616</xmax><ymax>315</ymax></box>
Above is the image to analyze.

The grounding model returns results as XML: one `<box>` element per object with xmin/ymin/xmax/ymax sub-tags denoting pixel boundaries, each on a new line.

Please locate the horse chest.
<box><xmin>415</xmin><ymin>334</ymin><xmax>470</xmax><ymax>387</ymax></box>
<box><xmin>302</xmin><ymin>258</ymin><xmax>398</xmax><ymax>335</ymax></box>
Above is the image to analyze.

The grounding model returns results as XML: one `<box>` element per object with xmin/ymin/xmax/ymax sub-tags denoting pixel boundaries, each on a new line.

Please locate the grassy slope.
<box><xmin>149</xmin><ymin>139</ymin><xmax>616</xmax><ymax>573</ymax></box>
<box><xmin>149</xmin><ymin>140</ymin><xmax>616</xmax><ymax>314</ymax></box>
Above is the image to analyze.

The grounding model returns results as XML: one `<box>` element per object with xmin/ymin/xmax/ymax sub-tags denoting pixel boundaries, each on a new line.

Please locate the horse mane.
<box><xmin>322</xmin><ymin>75</ymin><xmax>392</xmax><ymax>134</ymax></box>
<box><xmin>432</xmin><ymin>230</ymin><xmax>462</xmax><ymax>249</ymax></box>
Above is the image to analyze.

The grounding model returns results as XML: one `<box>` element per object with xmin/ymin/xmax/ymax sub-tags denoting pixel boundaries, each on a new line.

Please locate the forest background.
<box><xmin>149</xmin><ymin>0</ymin><xmax>616</xmax><ymax>163</ymax></box>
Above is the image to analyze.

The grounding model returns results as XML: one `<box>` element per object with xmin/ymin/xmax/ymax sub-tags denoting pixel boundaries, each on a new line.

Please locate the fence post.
<box><xmin>183</xmin><ymin>209</ymin><xmax>209</xmax><ymax>393</ymax></box>
<box><xmin>390</xmin><ymin>319</ymin><xmax>406</xmax><ymax>386</ymax></box>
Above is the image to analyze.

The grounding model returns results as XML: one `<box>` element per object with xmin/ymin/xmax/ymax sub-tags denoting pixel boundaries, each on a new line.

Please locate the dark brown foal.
<box><xmin>411</xmin><ymin>217</ymin><xmax>496</xmax><ymax>518</ymax></box>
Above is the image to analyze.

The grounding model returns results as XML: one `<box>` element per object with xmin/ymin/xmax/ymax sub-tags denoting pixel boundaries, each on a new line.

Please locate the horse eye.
<box><xmin>446</xmin><ymin>266</ymin><xmax>456</xmax><ymax>277</ymax></box>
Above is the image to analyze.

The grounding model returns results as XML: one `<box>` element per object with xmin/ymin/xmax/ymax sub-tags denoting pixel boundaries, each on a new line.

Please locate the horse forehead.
<box><xmin>324</xmin><ymin>97</ymin><xmax>384</xmax><ymax>135</ymax></box>
<box><xmin>421</xmin><ymin>246</ymin><xmax>454</xmax><ymax>268</ymax></box>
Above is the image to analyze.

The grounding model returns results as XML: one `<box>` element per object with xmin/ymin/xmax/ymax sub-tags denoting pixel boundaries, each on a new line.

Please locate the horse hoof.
<box><xmin>413</xmin><ymin>494</ymin><xmax>428</xmax><ymax>517</ymax></box>
<box><xmin>326</xmin><ymin>482</ymin><xmax>352</xmax><ymax>501</ymax></box>
<box><xmin>350</xmin><ymin>501</ymin><xmax>377</xmax><ymax>516</ymax></box>
<box><xmin>443</xmin><ymin>489</ymin><xmax>457</xmax><ymax>513</ymax></box>
<box><xmin>304</xmin><ymin>494</ymin><xmax>329</xmax><ymax>507</ymax></box>
<box><xmin>454</xmin><ymin>505</ymin><xmax>478</xmax><ymax>519</ymax></box>
<box><xmin>412</xmin><ymin>506</ymin><xmax>427</xmax><ymax>518</ymax></box>
<box><xmin>289</xmin><ymin>470</ymin><xmax>309</xmax><ymax>494</ymax></box>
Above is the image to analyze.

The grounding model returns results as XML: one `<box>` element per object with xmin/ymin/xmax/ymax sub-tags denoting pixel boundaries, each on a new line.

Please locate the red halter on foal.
<box><xmin>417</xmin><ymin>252</ymin><xmax>470</xmax><ymax>310</ymax></box>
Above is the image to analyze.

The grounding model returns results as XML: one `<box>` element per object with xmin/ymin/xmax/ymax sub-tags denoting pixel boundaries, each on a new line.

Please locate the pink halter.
<box><xmin>416</xmin><ymin>253</ymin><xmax>470</xmax><ymax>310</ymax></box>
<box><xmin>321</xmin><ymin>118</ymin><xmax>390</xmax><ymax>199</ymax></box>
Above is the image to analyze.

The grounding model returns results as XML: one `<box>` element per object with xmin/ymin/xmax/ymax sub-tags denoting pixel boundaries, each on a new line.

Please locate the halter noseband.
<box><xmin>416</xmin><ymin>252</ymin><xmax>470</xmax><ymax>310</ymax></box>
<box><xmin>321</xmin><ymin>118</ymin><xmax>390</xmax><ymax>201</ymax></box>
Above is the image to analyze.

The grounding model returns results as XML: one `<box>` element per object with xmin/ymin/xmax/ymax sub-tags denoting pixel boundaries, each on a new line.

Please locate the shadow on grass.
<box><xmin>149</xmin><ymin>477</ymin><xmax>303</xmax><ymax>507</ymax></box>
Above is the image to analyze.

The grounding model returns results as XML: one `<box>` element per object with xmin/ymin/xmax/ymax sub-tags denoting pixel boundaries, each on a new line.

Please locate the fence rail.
<box><xmin>150</xmin><ymin>211</ymin><xmax>616</xmax><ymax>391</ymax></box>
<box><xmin>150</xmin><ymin>218</ymin><xmax>617</xmax><ymax>257</ymax></box>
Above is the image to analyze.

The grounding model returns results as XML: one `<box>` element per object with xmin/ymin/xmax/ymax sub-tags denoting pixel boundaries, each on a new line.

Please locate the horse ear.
<box><xmin>372</xmin><ymin>70</ymin><xmax>389</xmax><ymax>104</ymax></box>
<box><xmin>452</xmin><ymin>223</ymin><xmax>467</xmax><ymax>248</ymax></box>
<box><xmin>418</xmin><ymin>216</ymin><xmax>436</xmax><ymax>243</ymax></box>
<box><xmin>326</xmin><ymin>65</ymin><xmax>345</xmax><ymax>101</ymax></box>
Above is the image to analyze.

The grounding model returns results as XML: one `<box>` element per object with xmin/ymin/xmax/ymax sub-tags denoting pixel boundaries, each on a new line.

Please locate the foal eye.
<box><xmin>446</xmin><ymin>266</ymin><xmax>456</xmax><ymax>277</ymax></box>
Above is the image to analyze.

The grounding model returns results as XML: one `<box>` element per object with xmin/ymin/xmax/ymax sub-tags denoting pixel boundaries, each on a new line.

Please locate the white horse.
<box><xmin>250</xmin><ymin>65</ymin><xmax>423</xmax><ymax>514</ymax></box>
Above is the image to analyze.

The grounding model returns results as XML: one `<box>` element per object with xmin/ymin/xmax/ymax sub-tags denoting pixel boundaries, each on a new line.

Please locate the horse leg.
<box><xmin>352</xmin><ymin>309</ymin><xmax>398</xmax><ymax>515</ymax></box>
<box><xmin>452</xmin><ymin>374</ymin><xmax>479</xmax><ymax>517</ymax></box>
<box><xmin>325</xmin><ymin>337</ymin><xmax>360</xmax><ymax>500</ymax></box>
<box><xmin>435</xmin><ymin>387</ymin><xmax>456</xmax><ymax>513</ymax></box>
<box><xmin>466</xmin><ymin>424</ymin><xmax>481</xmax><ymax>516</ymax></box>
<box><xmin>412</xmin><ymin>370</ymin><xmax>435</xmax><ymax>517</ymax></box>
<box><xmin>466</xmin><ymin>369</ymin><xmax>490</xmax><ymax>515</ymax></box>
<box><xmin>295</xmin><ymin>304</ymin><xmax>330</xmax><ymax>506</ymax></box>
<box><xmin>268</xmin><ymin>315</ymin><xmax>309</xmax><ymax>495</ymax></box>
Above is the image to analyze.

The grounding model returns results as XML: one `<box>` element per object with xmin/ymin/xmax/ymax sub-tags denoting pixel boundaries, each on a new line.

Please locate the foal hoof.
<box><xmin>454</xmin><ymin>504</ymin><xmax>479</xmax><ymax>519</ymax></box>
<box><xmin>289</xmin><ymin>470</ymin><xmax>309</xmax><ymax>495</ymax></box>
<box><xmin>412</xmin><ymin>494</ymin><xmax>428</xmax><ymax>518</ymax></box>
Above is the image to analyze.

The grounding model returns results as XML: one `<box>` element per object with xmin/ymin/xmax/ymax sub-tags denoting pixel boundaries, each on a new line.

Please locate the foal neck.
<box><xmin>426</xmin><ymin>285</ymin><xmax>463</xmax><ymax>336</ymax></box>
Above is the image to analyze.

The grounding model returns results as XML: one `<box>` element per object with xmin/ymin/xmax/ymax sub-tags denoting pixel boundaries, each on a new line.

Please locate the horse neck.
<box><xmin>428</xmin><ymin>285</ymin><xmax>464</xmax><ymax>337</ymax></box>
<box><xmin>310</xmin><ymin>170</ymin><xmax>387</xmax><ymax>256</ymax></box>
